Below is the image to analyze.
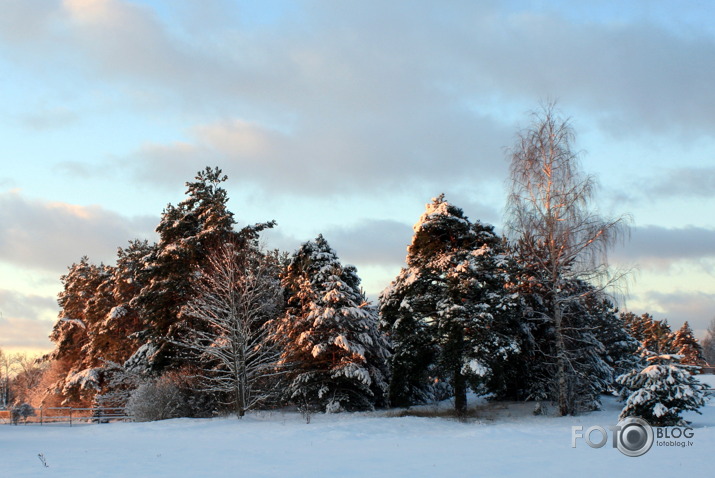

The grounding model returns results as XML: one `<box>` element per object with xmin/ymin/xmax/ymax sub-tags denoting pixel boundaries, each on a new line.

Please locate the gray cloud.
<box><xmin>126</xmin><ymin>112</ymin><xmax>513</xmax><ymax>195</ymax></box>
<box><xmin>0</xmin><ymin>315</ymin><xmax>55</xmax><ymax>351</ymax></box>
<box><xmin>4</xmin><ymin>1</ymin><xmax>713</xmax><ymax>195</ymax></box>
<box><xmin>0</xmin><ymin>289</ymin><xmax>57</xmax><ymax>319</ymax></box>
<box><xmin>324</xmin><ymin>219</ymin><xmax>413</xmax><ymax>268</ymax></box>
<box><xmin>632</xmin><ymin>290</ymin><xmax>715</xmax><ymax>340</ymax></box>
<box><xmin>0</xmin><ymin>289</ymin><xmax>57</xmax><ymax>351</ymax></box>
<box><xmin>613</xmin><ymin>225</ymin><xmax>715</xmax><ymax>269</ymax></box>
<box><xmin>0</xmin><ymin>190</ymin><xmax>157</xmax><ymax>273</ymax></box>
<box><xmin>260</xmin><ymin>219</ymin><xmax>412</xmax><ymax>268</ymax></box>
<box><xmin>3</xmin><ymin>1</ymin><xmax>713</xmax><ymax>135</ymax></box>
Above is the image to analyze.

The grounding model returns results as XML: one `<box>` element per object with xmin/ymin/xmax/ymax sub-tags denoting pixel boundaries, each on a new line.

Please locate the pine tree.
<box><xmin>277</xmin><ymin>235</ymin><xmax>390</xmax><ymax>412</ymax></box>
<box><xmin>133</xmin><ymin>167</ymin><xmax>275</xmax><ymax>372</ymax></box>
<box><xmin>589</xmin><ymin>300</ymin><xmax>641</xmax><ymax>381</ymax></box>
<box><xmin>49</xmin><ymin>257</ymin><xmax>116</xmax><ymax>405</ymax></box>
<box><xmin>509</xmin><ymin>238</ymin><xmax>635</xmax><ymax>410</ymax></box>
<box><xmin>380</xmin><ymin>196</ymin><xmax>520</xmax><ymax>413</ymax></box>
<box><xmin>617</xmin><ymin>354</ymin><xmax>709</xmax><ymax>426</ymax></box>
<box><xmin>642</xmin><ymin>318</ymin><xmax>675</xmax><ymax>356</ymax></box>
<box><xmin>621</xmin><ymin>312</ymin><xmax>652</xmax><ymax>344</ymax></box>
<box><xmin>672</xmin><ymin>322</ymin><xmax>704</xmax><ymax>366</ymax></box>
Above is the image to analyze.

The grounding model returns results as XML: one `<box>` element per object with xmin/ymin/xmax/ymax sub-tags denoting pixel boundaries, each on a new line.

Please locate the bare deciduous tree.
<box><xmin>702</xmin><ymin>317</ymin><xmax>715</xmax><ymax>365</ymax></box>
<box><xmin>177</xmin><ymin>242</ymin><xmax>284</xmax><ymax>418</ymax></box>
<box><xmin>505</xmin><ymin>102</ymin><xmax>630</xmax><ymax>415</ymax></box>
<box><xmin>0</xmin><ymin>349</ymin><xmax>10</xmax><ymax>408</ymax></box>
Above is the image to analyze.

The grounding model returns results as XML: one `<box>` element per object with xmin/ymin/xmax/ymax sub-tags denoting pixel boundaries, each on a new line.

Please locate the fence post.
<box><xmin>40</xmin><ymin>407</ymin><xmax>43</xmax><ymax>426</ymax></box>
<box><xmin>69</xmin><ymin>408</ymin><xmax>72</xmax><ymax>427</ymax></box>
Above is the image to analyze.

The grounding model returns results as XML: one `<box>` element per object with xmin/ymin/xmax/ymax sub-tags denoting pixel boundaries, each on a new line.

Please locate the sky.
<box><xmin>1</xmin><ymin>0</ymin><xmax>714</xmax><ymax>355</ymax></box>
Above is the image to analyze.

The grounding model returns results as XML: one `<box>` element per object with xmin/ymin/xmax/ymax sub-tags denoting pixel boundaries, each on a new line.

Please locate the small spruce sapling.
<box><xmin>617</xmin><ymin>354</ymin><xmax>710</xmax><ymax>426</ymax></box>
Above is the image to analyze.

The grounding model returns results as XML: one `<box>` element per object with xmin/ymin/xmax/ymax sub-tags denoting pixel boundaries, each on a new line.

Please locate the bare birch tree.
<box><xmin>178</xmin><ymin>241</ymin><xmax>284</xmax><ymax>418</ymax></box>
<box><xmin>505</xmin><ymin>102</ymin><xmax>630</xmax><ymax>415</ymax></box>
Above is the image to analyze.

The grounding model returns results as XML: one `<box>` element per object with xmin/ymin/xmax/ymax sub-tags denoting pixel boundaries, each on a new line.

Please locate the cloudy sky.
<box><xmin>1</xmin><ymin>0</ymin><xmax>714</xmax><ymax>354</ymax></box>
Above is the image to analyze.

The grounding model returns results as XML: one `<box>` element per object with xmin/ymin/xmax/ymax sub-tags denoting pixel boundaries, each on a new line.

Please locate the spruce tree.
<box><xmin>672</xmin><ymin>322</ymin><xmax>704</xmax><ymax>366</ymax></box>
<box><xmin>617</xmin><ymin>354</ymin><xmax>709</xmax><ymax>426</ymax></box>
<box><xmin>380</xmin><ymin>196</ymin><xmax>519</xmax><ymax>413</ymax></box>
<box><xmin>277</xmin><ymin>235</ymin><xmax>390</xmax><ymax>412</ymax></box>
<box><xmin>621</xmin><ymin>312</ymin><xmax>652</xmax><ymax>345</ymax></box>
<box><xmin>509</xmin><ymin>242</ymin><xmax>631</xmax><ymax>410</ymax></box>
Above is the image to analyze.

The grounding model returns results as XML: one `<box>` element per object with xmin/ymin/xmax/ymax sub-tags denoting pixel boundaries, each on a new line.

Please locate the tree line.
<box><xmin>3</xmin><ymin>105</ymin><xmax>712</xmax><ymax>422</ymax></box>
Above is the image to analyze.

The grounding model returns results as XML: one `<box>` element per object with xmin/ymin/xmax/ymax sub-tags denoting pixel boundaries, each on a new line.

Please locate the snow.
<box><xmin>107</xmin><ymin>306</ymin><xmax>128</xmax><ymax>320</ymax></box>
<box><xmin>3</xmin><ymin>379</ymin><xmax>713</xmax><ymax>477</ymax></box>
<box><xmin>64</xmin><ymin>368</ymin><xmax>101</xmax><ymax>391</ymax></box>
<box><xmin>463</xmin><ymin>359</ymin><xmax>489</xmax><ymax>377</ymax></box>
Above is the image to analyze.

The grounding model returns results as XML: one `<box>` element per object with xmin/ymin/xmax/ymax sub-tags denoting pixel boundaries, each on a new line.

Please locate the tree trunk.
<box><xmin>452</xmin><ymin>327</ymin><xmax>467</xmax><ymax>416</ymax></box>
<box><xmin>554</xmin><ymin>305</ymin><xmax>571</xmax><ymax>416</ymax></box>
<box><xmin>453</xmin><ymin>370</ymin><xmax>467</xmax><ymax>416</ymax></box>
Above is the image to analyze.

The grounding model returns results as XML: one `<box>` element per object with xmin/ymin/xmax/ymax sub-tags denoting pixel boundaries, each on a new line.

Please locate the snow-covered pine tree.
<box><xmin>623</xmin><ymin>312</ymin><xmax>678</xmax><ymax>357</ymax></box>
<box><xmin>277</xmin><ymin>235</ymin><xmax>390</xmax><ymax>413</ymax></box>
<box><xmin>672</xmin><ymin>322</ymin><xmax>704</xmax><ymax>366</ymax></box>
<box><xmin>46</xmin><ymin>239</ymin><xmax>161</xmax><ymax>407</ymax></box>
<box><xmin>95</xmin><ymin>240</ymin><xmax>155</xmax><ymax>366</ymax></box>
<box><xmin>557</xmin><ymin>281</ymin><xmax>617</xmax><ymax>410</ymax></box>
<box><xmin>133</xmin><ymin>167</ymin><xmax>275</xmax><ymax>372</ymax></box>
<box><xmin>133</xmin><ymin>167</ymin><xmax>238</xmax><ymax>371</ymax></box>
<box><xmin>617</xmin><ymin>354</ymin><xmax>710</xmax><ymax>426</ymax></box>
<box><xmin>583</xmin><ymin>290</ymin><xmax>641</xmax><ymax>386</ymax></box>
<box><xmin>509</xmin><ymin>241</ymin><xmax>627</xmax><ymax>411</ymax></box>
<box><xmin>642</xmin><ymin>318</ymin><xmax>675</xmax><ymax>356</ymax></box>
<box><xmin>380</xmin><ymin>196</ymin><xmax>520</xmax><ymax>413</ymax></box>
<box><xmin>621</xmin><ymin>311</ymin><xmax>652</xmax><ymax>345</ymax></box>
<box><xmin>48</xmin><ymin>257</ymin><xmax>116</xmax><ymax>406</ymax></box>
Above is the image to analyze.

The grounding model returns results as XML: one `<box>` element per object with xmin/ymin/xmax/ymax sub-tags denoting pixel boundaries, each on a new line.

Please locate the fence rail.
<box><xmin>1</xmin><ymin>407</ymin><xmax>131</xmax><ymax>426</ymax></box>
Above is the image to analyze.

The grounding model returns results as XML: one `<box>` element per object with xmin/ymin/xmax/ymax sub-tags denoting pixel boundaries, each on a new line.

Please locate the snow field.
<box><xmin>2</xmin><ymin>386</ymin><xmax>713</xmax><ymax>478</ymax></box>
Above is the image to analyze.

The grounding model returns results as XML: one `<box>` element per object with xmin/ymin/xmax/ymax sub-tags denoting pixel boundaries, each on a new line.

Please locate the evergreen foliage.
<box><xmin>277</xmin><ymin>235</ymin><xmax>390</xmax><ymax>412</ymax></box>
<box><xmin>672</xmin><ymin>322</ymin><xmax>704</xmax><ymax>366</ymax></box>
<box><xmin>622</xmin><ymin>312</ymin><xmax>675</xmax><ymax>356</ymax></box>
<box><xmin>46</xmin><ymin>167</ymin><xmax>277</xmax><ymax>409</ymax></box>
<box><xmin>617</xmin><ymin>354</ymin><xmax>710</xmax><ymax>426</ymax></box>
<box><xmin>132</xmin><ymin>167</ymin><xmax>276</xmax><ymax>372</ymax></box>
<box><xmin>510</xmin><ymin>269</ymin><xmax>627</xmax><ymax>410</ymax></box>
<box><xmin>380</xmin><ymin>196</ymin><xmax>520</xmax><ymax>412</ymax></box>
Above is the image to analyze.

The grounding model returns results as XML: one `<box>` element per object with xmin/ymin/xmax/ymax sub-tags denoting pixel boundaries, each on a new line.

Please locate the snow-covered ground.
<box><xmin>4</xmin><ymin>376</ymin><xmax>714</xmax><ymax>477</ymax></box>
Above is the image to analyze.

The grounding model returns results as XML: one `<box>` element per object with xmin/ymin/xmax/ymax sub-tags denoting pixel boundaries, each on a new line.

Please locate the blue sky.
<box><xmin>1</xmin><ymin>0</ymin><xmax>714</xmax><ymax>354</ymax></box>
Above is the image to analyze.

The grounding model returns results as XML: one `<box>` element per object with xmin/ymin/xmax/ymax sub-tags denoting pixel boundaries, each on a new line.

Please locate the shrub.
<box><xmin>11</xmin><ymin>403</ymin><xmax>36</xmax><ymax>425</ymax></box>
<box><xmin>125</xmin><ymin>376</ymin><xmax>186</xmax><ymax>422</ymax></box>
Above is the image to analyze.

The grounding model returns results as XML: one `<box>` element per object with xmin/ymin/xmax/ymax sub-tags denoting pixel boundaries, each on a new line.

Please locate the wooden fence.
<box><xmin>1</xmin><ymin>407</ymin><xmax>131</xmax><ymax>426</ymax></box>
